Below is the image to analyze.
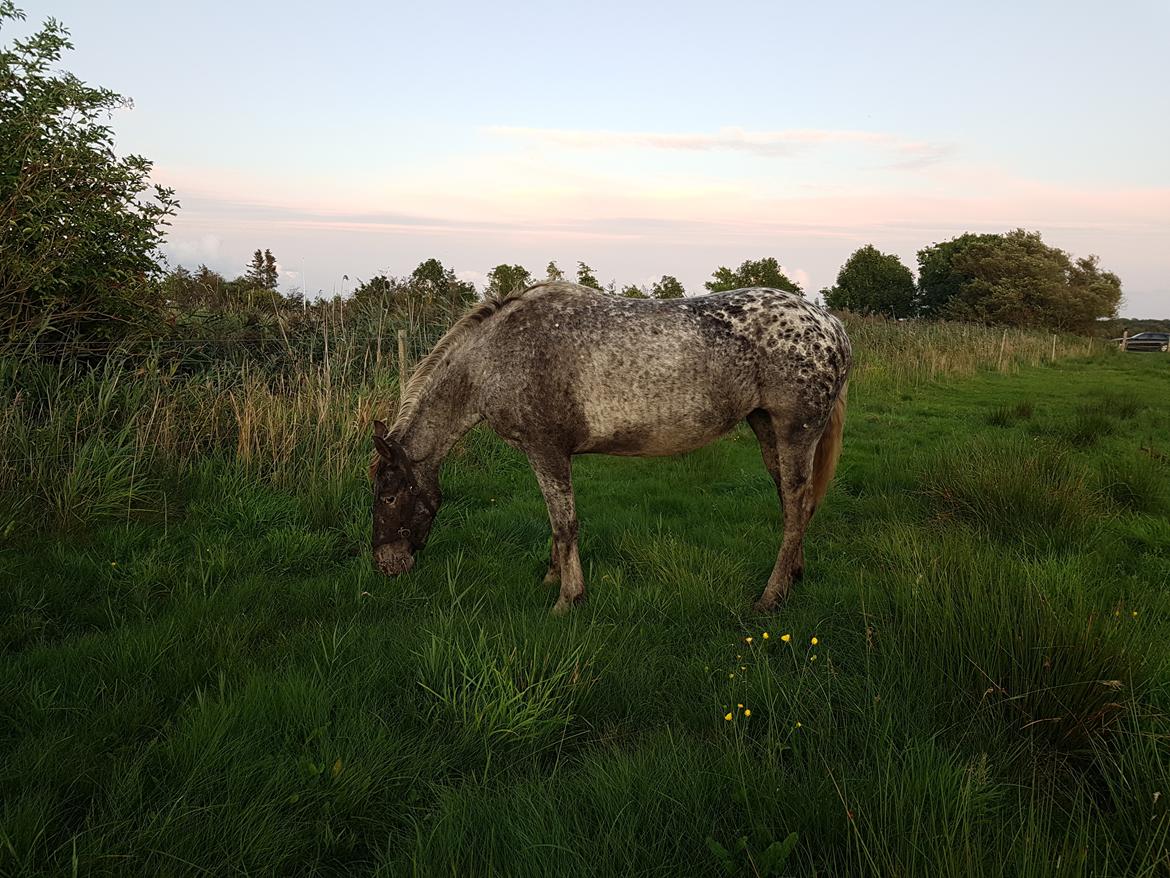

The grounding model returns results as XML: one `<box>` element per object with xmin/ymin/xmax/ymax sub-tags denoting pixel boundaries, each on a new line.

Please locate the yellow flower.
<box><xmin>762</xmin><ymin>632</ymin><xmax>769</xmax><ymax>639</ymax></box>
<box><xmin>1132</xmin><ymin>610</ymin><xmax>1139</xmax><ymax>618</ymax></box>
<box><xmin>737</xmin><ymin>703</ymin><xmax>743</xmax><ymax>709</ymax></box>
<box><xmin>780</xmin><ymin>634</ymin><xmax>791</xmax><ymax>643</ymax></box>
<box><xmin>795</xmin><ymin>721</ymin><xmax>802</xmax><ymax>728</ymax></box>
<box><xmin>811</xmin><ymin>636</ymin><xmax>819</xmax><ymax>646</ymax></box>
<box><xmin>724</xmin><ymin>712</ymin><xmax>733</xmax><ymax>721</ymax></box>
<box><xmin>745</xmin><ymin>636</ymin><xmax>753</xmax><ymax>644</ymax></box>
<box><xmin>810</xmin><ymin>654</ymin><xmax>818</xmax><ymax>662</ymax></box>
<box><xmin>743</xmin><ymin>709</ymin><xmax>751</xmax><ymax>717</ymax></box>
<box><xmin>110</xmin><ymin>561</ymin><xmax>117</xmax><ymax>567</ymax></box>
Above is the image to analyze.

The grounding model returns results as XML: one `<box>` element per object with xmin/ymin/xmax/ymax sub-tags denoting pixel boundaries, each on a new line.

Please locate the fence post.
<box><xmin>397</xmin><ymin>329</ymin><xmax>408</xmax><ymax>404</ymax></box>
<box><xmin>997</xmin><ymin>329</ymin><xmax>1008</xmax><ymax>371</ymax></box>
<box><xmin>1121</xmin><ymin>329</ymin><xmax>1128</xmax><ymax>350</ymax></box>
<box><xmin>1051</xmin><ymin>334</ymin><xmax>1057</xmax><ymax>362</ymax></box>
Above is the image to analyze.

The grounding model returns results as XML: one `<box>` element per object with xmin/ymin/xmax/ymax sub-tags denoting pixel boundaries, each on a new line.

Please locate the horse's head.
<box><xmin>370</xmin><ymin>420</ymin><xmax>440</xmax><ymax>576</ymax></box>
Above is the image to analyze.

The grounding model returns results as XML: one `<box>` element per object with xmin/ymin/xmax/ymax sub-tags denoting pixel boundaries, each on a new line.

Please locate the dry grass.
<box><xmin>0</xmin><ymin>316</ymin><xmax>1106</xmax><ymax>535</ymax></box>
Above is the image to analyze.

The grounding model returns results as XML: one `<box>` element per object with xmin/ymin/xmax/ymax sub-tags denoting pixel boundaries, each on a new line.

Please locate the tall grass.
<box><xmin>1</xmin><ymin>337</ymin><xmax>1167</xmax><ymax>875</ymax></box>
<box><xmin>0</xmin><ymin>317</ymin><xmax>1109</xmax><ymax>536</ymax></box>
<box><xmin>843</xmin><ymin>316</ymin><xmax>1094</xmax><ymax>391</ymax></box>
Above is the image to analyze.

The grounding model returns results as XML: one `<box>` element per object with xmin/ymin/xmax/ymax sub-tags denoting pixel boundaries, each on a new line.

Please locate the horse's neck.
<box><xmin>396</xmin><ymin>356</ymin><xmax>481</xmax><ymax>466</ymax></box>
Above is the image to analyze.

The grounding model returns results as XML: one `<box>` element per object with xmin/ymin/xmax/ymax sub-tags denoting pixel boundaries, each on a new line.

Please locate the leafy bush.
<box><xmin>0</xmin><ymin>4</ymin><xmax>178</xmax><ymax>353</ymax></box>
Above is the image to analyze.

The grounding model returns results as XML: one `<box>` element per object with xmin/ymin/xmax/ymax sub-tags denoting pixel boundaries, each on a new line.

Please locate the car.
<box><xmin>1120</xmin><ymin>331</ymin><xmax>1170</xmax><ymax>352</ymax></box>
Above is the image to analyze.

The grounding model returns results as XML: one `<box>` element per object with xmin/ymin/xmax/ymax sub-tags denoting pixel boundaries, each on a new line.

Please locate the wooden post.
<box><xmin>1051</xmin><ymin>334</ymin><xmax>1057</xmax><ymax>362</ymax></box>
<box><xmin>375</xmin><ymin>296</ymin><xmax>386</xmax><ymax>367</ymax></box>
<box><xmin>1121</xmin><ymin>329</ymin><xmax>1128</xmax><ymax>351</ymax></box>
<box><xmin>997</xmin><ymin>328</ymin><xmax>1008</xmax><ymax>371</ymax></box>
<box><xmin>1088</xmin><ymin>336</ymin><xmax>1093</xmax><ymax>356</ymax></box>
<box><xmin>397</xmin><ymin>329</ymin><xmax>408</xmax><ymax>405</ymax></box>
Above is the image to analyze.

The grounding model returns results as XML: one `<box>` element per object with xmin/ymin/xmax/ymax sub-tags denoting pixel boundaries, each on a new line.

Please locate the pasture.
<box><xmin>1</xmin><ymin>336</ymin><xmax>1168</xmax><ymax>876</ymax></box>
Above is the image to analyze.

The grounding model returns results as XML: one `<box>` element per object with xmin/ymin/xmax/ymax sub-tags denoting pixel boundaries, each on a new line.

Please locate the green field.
<box><xmin>2</xmin><ymin>351</ymin><xmax>1169</xmax><ymax>876</ymax></box>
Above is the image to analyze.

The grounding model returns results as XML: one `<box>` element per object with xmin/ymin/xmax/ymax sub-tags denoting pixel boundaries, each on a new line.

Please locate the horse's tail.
<box><xmin>811</xmin><ymin>382</ymin><xmax>848</xmax><ymax>511</ymax></box>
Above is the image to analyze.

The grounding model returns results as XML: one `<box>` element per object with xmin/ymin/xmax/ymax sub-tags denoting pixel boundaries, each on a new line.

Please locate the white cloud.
<box><xmin>785</xmin><ymin>267</ymin><xmax>812</xmax><ymax>291</ymax></box>
<box><xmin>485</xmin><ymin>126</ymin><xmax>954</xmax><ymax>168</ymax></box>
<box><xmin>457</xmin><ymin>269</ymin><xmax>488</xmax><ymax>289</ymax></box>
<box><xmin>165</xmin><ymin>233</ymin><xmax>222</xmax><ymax>266</ymax></box>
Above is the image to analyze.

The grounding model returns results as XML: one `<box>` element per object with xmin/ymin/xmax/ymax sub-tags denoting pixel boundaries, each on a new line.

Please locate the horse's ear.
<box><xmin>373</xmin><ymin>420</ymin><xmax>398</xmax><ymax>462</ymax></box>
<box><xmin>379</xmin><ymin>435</ymin><xmax>407</xmax><ymax>468</ymax></box>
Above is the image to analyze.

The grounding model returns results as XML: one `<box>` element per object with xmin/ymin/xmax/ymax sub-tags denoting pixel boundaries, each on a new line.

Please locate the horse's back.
<box><xmin>477</xmin><ymin>285</ymin><xmax>850</xmax><ymax>455</ymax></box>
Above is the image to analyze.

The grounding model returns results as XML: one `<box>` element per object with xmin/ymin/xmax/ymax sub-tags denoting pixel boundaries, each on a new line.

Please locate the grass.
<box><xmin>1</xmin><ymin>335</ymin><xmax>1169</xmax><ymax>875</ymax></box>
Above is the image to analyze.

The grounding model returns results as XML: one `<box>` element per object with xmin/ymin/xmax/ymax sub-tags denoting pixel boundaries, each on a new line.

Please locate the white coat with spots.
<box><xmin>371</xmin><ymin>282</ymin><xmax>852</xmax><ymax>613</ymax></box>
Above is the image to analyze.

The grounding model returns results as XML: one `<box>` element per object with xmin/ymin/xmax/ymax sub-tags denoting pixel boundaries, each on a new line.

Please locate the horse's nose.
<box><xmin>373</xmin><ymin>543</ymin><xmax>415</xmax><ymax>576</ymax></box>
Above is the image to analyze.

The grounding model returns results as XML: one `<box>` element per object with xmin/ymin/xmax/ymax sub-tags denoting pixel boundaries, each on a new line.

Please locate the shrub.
<box><xmin>0</xmin><ymin>5</ymin><xmax>178</xmax><ymax>353</ymax></box>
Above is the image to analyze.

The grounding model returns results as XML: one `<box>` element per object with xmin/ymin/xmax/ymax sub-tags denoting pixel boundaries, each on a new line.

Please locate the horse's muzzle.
<box><xmin>373</xmin><ymin>542</ymin><xmax>415</xmax><ymax>576</ymax></box>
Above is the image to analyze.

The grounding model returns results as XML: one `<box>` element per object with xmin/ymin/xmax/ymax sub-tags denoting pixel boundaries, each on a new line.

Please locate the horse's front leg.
<box><xmin>527</xmin><ymin>449</ymin><xmax>585</xmax><ymax>614</ymax></box>
<box><xmin>542</xmin><ymin>539</ymin><xmax>560</xmax><ymax>585</ymax></box>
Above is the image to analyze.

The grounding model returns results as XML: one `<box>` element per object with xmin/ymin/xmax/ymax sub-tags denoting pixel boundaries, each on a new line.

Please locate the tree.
<box><xmin>915</xmin><ymin>233</ymin><xmax>1000</xmax><ymax>318</ymax></box>
<box><xmin>485</xmin><ymin>264</ymin><xmax>531</xmax><ymax>298</ymax></box>
<box><xmin>351</xmin><ymin>274</ymin><xmax>398</xmax><ymax>305</ymax></box>
<box><xmin>705</xmin><ymin>258</ymin><xmax>801</xmax><ymax>294</ymax></box>
<box><xmin>651</xmin><ymin>275</ymin><xmax>686</xmax><ymax>299</ymax></box>
<box><xmin>576</xmin><ymin>261</ymin><xmax>602</xmax><ymax>289</ymax></box>
<box><xmin>917</xmin><ymin>230</ymin><xmax>1121</xmax><ymax>332</ymax></box>
<box><xmin>545</xmin><ymin>260</ymin><xmax>564</xmax><ymax>281</ymax></box>
<box><xmin>192</xmin><ymin>264</ymin><xmax>228</xmax><ymax>309</ymax></box>
<box><xmin>262</xmin><ymin>249</ymin><xmax>278</xmax><ymax>289</ymax></box>
<box><xmin>244</xmin><ymin>248</ymin><xmax>278</xmax><ymax>291</ymax></box>
<box><xmin>407</xmin><ymin>258</ymin><xmax>476</xmax><ymax>320</ymax></box>
<box><xmin>245</xmin><ymin>250</ymin><xmax>266</xmax><ymax>288</ymax></box>
<box><xmin>621</xmin><ymin>283</ymin><xmax>649</xmax><ymax>298</ymax></box>
<box><xmin>0</xmin><ymin>3</ymin><xmax>179</xmax><ymax>350</ymax></box>
<box><xmin>946</xmin><ymin>230</ymin><xmax>1120</xmax><ymax>331</ymax></box>
<box><xmin>822</xmin><ymin>245</ymin><xmax>915</xmax><ymax>317</ymax></box>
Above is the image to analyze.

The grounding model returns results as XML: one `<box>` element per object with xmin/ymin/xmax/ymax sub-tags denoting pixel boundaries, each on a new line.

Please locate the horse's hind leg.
<box><xmin>747</xmin><ymin>410</ymin><xmax>786</xmax><ymax>520</ymax></box>
<box><xmin>748</xmin><ymin>410</ymin><xmax>803</xmax><ymax>582</ymax></box>
<box><xmin>752</xmin><ymin>418</ymin><xmax>819</xmax><ymax>613</ymax></box>
<box><xmin>527</xmin><ymin>449</ymin><xmax>585</xmax><ymax>614</ymax></box>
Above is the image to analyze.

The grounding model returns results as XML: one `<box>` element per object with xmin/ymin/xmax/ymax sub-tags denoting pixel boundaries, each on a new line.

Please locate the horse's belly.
<box><xmin>577</xmin><ymin>401</ymin><xmax>742</xmax><ymax>456</ymax></box>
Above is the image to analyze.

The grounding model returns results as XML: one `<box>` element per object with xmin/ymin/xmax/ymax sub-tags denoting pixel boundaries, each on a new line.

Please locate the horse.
<box><xmin>370</xmin><ymin>281</ymin><xmax>851</xmax><ymax>614</ymax></box>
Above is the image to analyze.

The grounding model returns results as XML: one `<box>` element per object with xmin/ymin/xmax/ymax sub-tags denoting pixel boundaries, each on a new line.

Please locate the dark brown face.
<box><xmin>371</xmin><ymin>421</ymin><xmax>439</xmax><ymax>576</ymax></box>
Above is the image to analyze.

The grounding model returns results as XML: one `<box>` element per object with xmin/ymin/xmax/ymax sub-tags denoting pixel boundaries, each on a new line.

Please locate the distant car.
<box><xmin>1120</xmin><ymin>332</ymin><xmax>1170</xmax><ymax>352</ymax></box>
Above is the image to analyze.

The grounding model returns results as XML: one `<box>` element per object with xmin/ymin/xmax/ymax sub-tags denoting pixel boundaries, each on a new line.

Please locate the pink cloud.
<box><xmin>485</xmin><ymin>126</ymin><xmax>955</xmax><ymax>168</ymax></box>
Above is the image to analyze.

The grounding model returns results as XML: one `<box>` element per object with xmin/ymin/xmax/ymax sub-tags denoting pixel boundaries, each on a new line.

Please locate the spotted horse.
<box><xmin>370</xmin><ymin>281</ymin><xmax>852</xmax><ymax>614</ymax></box>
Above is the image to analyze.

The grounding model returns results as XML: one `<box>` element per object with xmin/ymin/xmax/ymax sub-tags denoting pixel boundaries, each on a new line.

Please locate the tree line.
<box><xmin>161</xmin><ymin>236</ymin><xmax>1122</xmax><ymax>340</ymax></box>
<box><xmin>0</xmin><ymin>4</ymin><xmax>1130</xmax><ymax>359</ymax></box>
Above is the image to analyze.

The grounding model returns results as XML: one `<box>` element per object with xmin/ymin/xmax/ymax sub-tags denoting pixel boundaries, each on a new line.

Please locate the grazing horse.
<box><xmin>371</xmin><ymin>281</ymin><xmax>851</xmax><ymax>614</ymax></box>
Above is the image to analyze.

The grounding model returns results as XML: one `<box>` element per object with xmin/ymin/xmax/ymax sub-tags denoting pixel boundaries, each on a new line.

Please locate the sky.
<box><xmin>15</xmin><ymin>0</ymin><xmax>1170</xmax><ymax>315</ymax></box>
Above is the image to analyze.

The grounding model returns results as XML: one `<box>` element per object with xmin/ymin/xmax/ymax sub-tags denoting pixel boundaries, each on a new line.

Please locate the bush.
<box><xmin>0</xmin><ymin>4</ymin><xmax>178</xmax><ymax>354</ymax></box>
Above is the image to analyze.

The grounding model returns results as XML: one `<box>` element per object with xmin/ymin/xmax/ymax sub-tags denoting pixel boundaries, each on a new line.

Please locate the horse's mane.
<box><xmin>390</xmin><ymin>282</ymin><xmax>553</xmax><ymax>436</ymax></box>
